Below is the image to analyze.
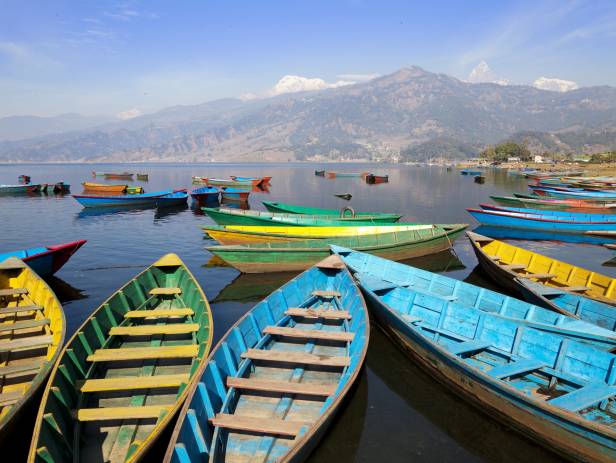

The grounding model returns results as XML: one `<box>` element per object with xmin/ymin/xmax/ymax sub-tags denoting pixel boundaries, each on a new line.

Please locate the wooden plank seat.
<box><xmin>0</xmin><ymin>305</ymin><xmax>43</xmax><ymax>315</ymax></box>
<box><xmin>87</xmin><ymin>345</ymin><xmax>198</xmax><ymax>362</ymax></box>
<box><xmin>0</xmin><ymin>335</ymin><xmax>53</xmax><ymax>353</ymax></box>
<box><xmin>356</xmin><ymin>273</ymin><xmax>398</xmax><ymax>292</ymax></box>
<box><xmin>517</xmin><ymin>273</ymin><xmax>557</xmax><ymax>279</ymax></box>
<box><xmin>241</xmin><ymin>349</ymin><xmax>350</xmax><ymax>367</ymax></box>
<box><xmin>109</xmin><ymin>323</ymin><xmax>199</xmax><ymax>336</ymax></box>
<box><xmin>487</xmin><ymin>359</ymin><xmax>546</xmax><ymax>379</ymax></box>
<box><xmin>449</xmin><ymin>340</ymin><xmax>491</xmax><ymax>356</ymax></box>
<box><xmin>503</xmin><ymin>264</ymin><xmax>527</xmax><ymax>270</ymax></box>
<box><xmin>0</xmin><ymin>318</ymin><xmax>49</xmax><ymax>332</ymax></box>
<box><xmin>123</xmin><ymin>308</ymin><xmax>193</xmax><ymax>318</ymax></box>
<box><xmin>210</xmin><ymin>413</ymin><xmax>308</xmax><ymax>437</ymax></box>
<box><xmin>0</xmin><ymin>359</ymin><xmax>43</xmax><ymax>378</ymax></box>
<box><xmin>0</xmin><ymin>288</ymin><xmax>28</xmax><ymax>297</ymax></box>
<box><xmin>311</xmin><ymin>290</ymin><xmax>341</xmax><ymax>298</ymax></box>
<box><xmin>401</xmin><ymin>315</ymin><xmax>423</xmax><ymax>324</ymax></box>
<box><xmin>487</xmin><ymin>255</ymin><xmax>500</xmax><ymax>260</ymax></box>
<box><xmin>562</xmin><ymin>286</ymin><xmax>591</xmax><ymax>292</ymax></box>
<box><xmin>78</xmin><ymin>373</ymin><xmax>190</xmax><ymax>392</ymax></box>
<box><xmin>285</xmin><ymin>308</ymin><xmax>351</xmax><ymax>320</ymax></box>
<box><xmin>263</xmin><ymin>326</ymin><xmax>354</xmax><ymax>342</ymax></box>
<box><xmin>76</xmin><ymin>404</ymin><xmax>172</xmax><ymax>421</ymax></box>
<box><xmin>549</xmin><ymin>382</ymin><xmax>616</xmax><ymax>412</ymax></box>
<box><xmin>227</xmin><ymin>377</ymin><xmax>336</xmax><ymax>396</ymax></box>
<box><xmin>0</xmin><ymin>389</ymin><xmax>24</xmax><ymax>407</ymax></box>
<box><xmin>149</xmin><ymin>287</ymin><xmax>182</xmax><ymax>296</ymax></box>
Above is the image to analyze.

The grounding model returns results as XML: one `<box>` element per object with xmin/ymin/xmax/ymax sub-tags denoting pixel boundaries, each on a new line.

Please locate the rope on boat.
<box><xmin>340</xmin><ymin>206</ymin><xmax>356</xmax><ymax>218</ymax></box>
<box><xmin>443</xmin><ymin>227</ymin><xmax>460</xmax><ymax>260</ymax></box>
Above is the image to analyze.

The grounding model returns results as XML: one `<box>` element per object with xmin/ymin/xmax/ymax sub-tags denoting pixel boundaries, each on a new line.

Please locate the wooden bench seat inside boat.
<box><xmin>87</xmin><ymin>345</ymin><xmax>199</xmax><ymax>362</ymax></box>
<box><xmin>0</xmin><ymin>304</ymin><xmax>43</xmax><ymax>315</ymax></box>
<box><xmin>76</xmin><ymin>404</ymin><xmax>173</xmax><ymax>421</ymax></box>
<box><xmin>449</xmin><ymin>340</ymin><xmax>491</xmax><ymax>356</ymax></box>
<box><xmin>109</xmin><ymin>323</ymin><xmax>199</xmax><ymax>336</ymax></box>
<box><xmin>149</xmin><ymin>287</ymin><xmax>182</xmax><ymax>296</ymax></box>
<box><xmin>517</xmin><ymin>273</ymin><xmax>557</xmax><ymax>279</ymax></box>
<box><xmin>487</xmin><ymin>359</ymin><xmax>546</xmax><ymax>379</ymax></box>
<box><xmin>0</xmin><ymin>288</ymin><xmax>28</xmax><ymax>297</ymax></box>
<box><xmin>0</xmin><ymin>335</ymin><xmax>53</xmax><ymax>353</ymax></box>
<box><xmin>311</xmin><ymin>290</ymin><xmax>341</xmax><ymax>298</ymax></box>
<box><xmin>123</xmin><ymin>308</ymin><xmax>193</xmax><ymax>318</ymax></box>
<box><xmin>562</xmin><ymin>286</ymin><xmax>591</xmax><ymax>292</ymax></box>
<box><xmin>241</xmin><ymin>348</ymin><xmax>350</xmax><ymax>367</ymax></box>
<box><xmin>263</xmin><ymin>326</ymin><xmax>354</xmax><ymax>342</ymax></box>
<box><xmin>0</xmin><ymin>318</ymin><xmax>49</xmax><ymax>332</ymax></box>
<box><xmin>78</xmin><ymin>374</ymin><xmax>190</xmax><ymax>392</ymax></box>
<box><xmin>549</xmin><ymin>382</ymin><xmax>616</xmax><ymax>412</ymax></box>
<box><xmin>503</xmin><ymin>264</ymin><xmax>527</xmax><ymax>270</ymax></box>
<box><xmin>0</xmin><ymin>389</ymin><xmax>25</xmax><ymax>407</ymax></box>
<box><xmin>0</xmin><ymin>359</ymin><xmax>44</xmax><ymax>377</ymax></box>
<box><xmin>210</xmin><ymin>413</ymin><xmax>307</xmax><ymax>437</ymax></box>
<box><xmin>284</xmin><ymin>308</ymin><xmax>351</xmax><ymax>320</ymax></box>
<box><xmin>226</xmin><ymin>377</ymin><xmax>336</xmax><ymax>396</ymax></box>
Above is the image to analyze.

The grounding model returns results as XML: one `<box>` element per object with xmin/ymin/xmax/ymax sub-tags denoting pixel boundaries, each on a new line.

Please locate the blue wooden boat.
<box><xmin>330</xmin><ymin>246</ymin><xmax>616</xmax><ymax>461</ymax></box>
<box><xmin>190</xmin><ymin>186</ymin><xmax>219</xmax><ymax>203</ymax></box>
<box><xmin>154</xmin><ymin>190</ymin><xmax>189</xmax><ymax>208</ymax></box>
<box><xmin>515</xmin><ymin>279</ymin><xmax>616</xmax><ymax>330</ymax></box>
<box><xmin>467</xmin><ymin>208</ymin><xmax>616</xmax><ymax>232</ymax></box>
<box><xmin>473</xmin><ymin>225</ymin><xmax>616</xmax><ymax>246</ymax></box>
<box><xmin>165</xmin><ymin>255</ymin><xmax>369</xmax><ymax>462</ymax></box>
<box><xmin>532</xmin><ymin>185</ymin><xmax>616</xmax><ymax>199</ymax></box>
<box><xmin>0</xmin><ymin>240</ymin><xmax>86</xmax><ymax>277</ymax></box>
<box><xmin>461</xmin><ymin>169</ymin><xmax>482</xmax><ymax>176</ymax></box>
<box><xmin>71</xmin><ymin>190</ymin><xmax>174</xmax><ymax>208</ymax></box>
<box><xmin>219</xmin><ymin>187</ymin><xmax>250</xmax><ymax>202</ymax></box>
<box><xmin>330</xmin><ymin>246</ymin><xmax>616</xmax><ymax>346</ymax></box>
<box><xmin>480</xmin><ymin>203</ymin><xmax>616</xmax><ymax>221</ymax></box>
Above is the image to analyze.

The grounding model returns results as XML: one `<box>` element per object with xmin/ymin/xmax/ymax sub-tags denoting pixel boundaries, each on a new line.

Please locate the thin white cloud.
<box><xmin>267</xmin><ymin>75</ymin><xmax>354</xmax><ymax>97</ymax></box>
<box><xmin>336</xmin><ymin>73</ymin><xmax>379</xmax><ymax>82</ymax></box>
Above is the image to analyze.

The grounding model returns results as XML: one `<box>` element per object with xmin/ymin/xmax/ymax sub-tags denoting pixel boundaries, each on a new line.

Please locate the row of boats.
<box><xmin>92</xmin><ymin>172</ymin><xmax>148</xmax><ymax>181</ymax></box>
<box><xmin>0</xmin><ymin>182</ymin><xmax>70</xmax><ymax>195</ymax></box>
<box><xmin>3</xmin><ymin>226</ymin><xmax>616</xmax><ymax>461</ymax></box>
<box><xmin>314</xmin><ymin>170</ymin><xmax>389</xmax><ymax>183</ymax></box>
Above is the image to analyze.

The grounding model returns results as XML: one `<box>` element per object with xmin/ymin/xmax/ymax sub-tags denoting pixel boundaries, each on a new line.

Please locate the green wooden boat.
<box><xmin>28</xmin><ymin>254</ymin><xmax>213</xmax><ymax>463</ymax></box>
<box><xmin>262</xmin><ymin>200</ymin><xmax>396</xmax><ymax>218</ymax></box>
<box><xmin>207</xmin><ymin>224</ymin><xmax>467</xmax><ymax>273</ymax></box>
<box><xmin>202</xmin><ymin>207</ymin><xmax>402</xmax><ymax>226</ymax></box>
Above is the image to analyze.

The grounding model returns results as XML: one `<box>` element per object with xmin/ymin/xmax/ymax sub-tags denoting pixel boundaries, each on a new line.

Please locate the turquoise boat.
<box><xmin>331</xmin><ymin>246</ymin><xmax>616</xmax><ymax>461</ymax></box>
<box><xmin>262</xmin><ymin>201</ymin><xmax>394</xmax><ymax>218</ymax></box>
<box><xmin>165</xmin><ymin>255</ymin><xmax>369</xmax><ymax>462</ymax></box>
<box><xmin>480</xmin><ymin>203</ymin><xmax>616</xmax><ymax>221</ymax></box>
<box><xmin>330</xmin><ymin>246</ymin><xmax>616</xmax><ymax>347</ymax></box>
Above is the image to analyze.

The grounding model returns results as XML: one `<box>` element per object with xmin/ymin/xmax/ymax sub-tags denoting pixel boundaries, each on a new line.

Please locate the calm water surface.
<box><xmin>2</xmin><ymin>162</ymin><xmax>610</xmax><ymax>462</ymax></box>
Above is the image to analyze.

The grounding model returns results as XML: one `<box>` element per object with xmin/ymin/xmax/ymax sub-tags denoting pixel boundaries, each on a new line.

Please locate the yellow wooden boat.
<box><xmin>0</xmin><ymin>257</ymin><xmax>65</xmax><ymax>442</ymax></box>
<box><xmin>203</xmin><ymin>224</ymin><xmax>437</xmax><ymax>245</ymax></box>
<box><xmin>468</xmin><ymin>231</ymin><xmax>616</xmax><ymax>305</ymax></box>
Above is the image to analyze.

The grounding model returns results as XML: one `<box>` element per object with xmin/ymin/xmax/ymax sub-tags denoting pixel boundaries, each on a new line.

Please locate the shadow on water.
<box><xmin>75</xmin><ymin>204</ymin><xmax>155</xmax><ymax>220</ymax></box>
<box><xmin>213</xmin><ymin>271</ymin><xmax>300</xmax><ymax>303</ymax></box>
<box><xmin>154</xmin><ymin>203</ymin><xmax>189</xmax><ymax>221</ymax></box>
<box><xmin>360</xmin><ymin>327</ymin><xmax>560</xmax><ymax>463</ymax></box>
<box><xmin>47</xmin><ymin>275</ymin><xmax>87</xmax><ymax>303</ymax></box>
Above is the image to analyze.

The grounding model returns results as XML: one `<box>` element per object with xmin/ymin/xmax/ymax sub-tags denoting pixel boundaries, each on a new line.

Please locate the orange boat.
<box><xmin>81</xmin><ymin>182</ymin><xmax>127</xmax><ymax>194</ymax></box>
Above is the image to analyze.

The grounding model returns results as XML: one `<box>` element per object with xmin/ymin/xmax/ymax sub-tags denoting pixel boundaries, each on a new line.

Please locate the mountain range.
<box><xmin>1</xmin><ymin>66</ymin><xmax>616</xmax><ymax>163</ymax></box>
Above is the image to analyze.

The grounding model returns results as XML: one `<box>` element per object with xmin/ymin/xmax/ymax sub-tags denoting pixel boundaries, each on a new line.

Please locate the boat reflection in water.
<box><xmin>154</xmin><ymin>203</ymin><xmax>189</xmax><ymax>221</ymax></box>
<box><xmin>75</xmin><ymin>204</ymin><xmax>155</xmax><ymax>220</ymax></box>
<box><xmin>220</xmin><ymin>198</ymin><xmax>250</xmax><ymax>210</ymax></box>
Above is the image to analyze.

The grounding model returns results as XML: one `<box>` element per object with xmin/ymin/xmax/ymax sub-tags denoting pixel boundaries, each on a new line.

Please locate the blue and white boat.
<box><xmin>154</xmin><ymin>190</ymin><xmax>189</xmax><ymax>208</ymax></box>
<box><xmin>165</xmin><ymin>255</ymin><xmax>369</xmax><ymax>462</ymax></box>
<box><xmin>461</xmin><ymin>169</ymin><xmax>482</xmax><ymax>176</ymax></box>
<box><xmin>467</xmin><ymin>208</ymin><xmax>616</xmax><ymax>232</ymax></box>
<box><xmin>331</xmin><ymin>246</ymin><xmax>616</xmax><ymax>462</ymax></box>
<box><xmin>71</xmin><ymin>190</ymin><xmax>174</xmax><ymax>208</ymax></box>
<box><xmin>190</xmin><ymin>186</ymin><xmax>219</xmax><ymax>203</ymax></box>
<box><xmin>531</xmin><ymin>185</ymin><xmax>616</xmax><ymax>199</ymax></box>
<box><xmin>219</xmin><ymin>187</ymin><xmax>250</xmax><ymax>202</ymax></box>
<box><xmin>480</xmin><ymin>203</ymin><xmax>616</xmax><ymax>221</ymax></box>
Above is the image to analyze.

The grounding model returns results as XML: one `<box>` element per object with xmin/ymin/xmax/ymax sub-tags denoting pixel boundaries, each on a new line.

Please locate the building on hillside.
<box><xmin>534</xmin><ymin>155</ymin><xmax>544</xmax><ymax>163</ymax></box>
<box><xmin>507</xmin><ymin>156</ymin><xmax>520</xmax><ymax>162</ymax></box>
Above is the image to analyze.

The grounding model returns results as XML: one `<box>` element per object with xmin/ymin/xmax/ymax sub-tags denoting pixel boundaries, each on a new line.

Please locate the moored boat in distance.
<box><xmin>467</xmin><ymin>231</ymin><xmax>616</xmax><ymax>306</ymax></box>
<box><xmin>193</xmin><ymin>177</ymin><xmax>257</xmax><ymax>187</ymax></box>
<box><xmin>460</xmin><ymin>168</ymin><xmax>481</xmax><ymax>175</ymax></box>
<box><xmin>0</xmin><ymin>184</ymin><xmax>41</xmax><ymax>194</ymax></box>
<box><xmin>125</xmin><ymin>185</ymin><xmax>144</xmax><ymax>194</ymax></box>
<box><xmin>154</xmin><ymin>190</ymin><xmax>189</xmax><ymax>208</ymax></box>
<box><xmin>219</xmin><ymin>187</ymin><xmax>250</xmax><ymax>202</ymax></box>
<box><xmin>334</xmin><ymin>193</ymin><xmax>352</xmax><ymax>200</ymax></box>
<box><xmin>104</xmin><ymin>172</ymin><xmax>134</xmax><ymax>180</ymax></box>
<box><xmin>28</xmin><ymin>253</ymin><xmax>213</xmax><ymax>463</ymax></box>
<box><xmin>334</xmin><ymin>244</ymin><xmax>616</xmax><ymax>462</ymax></box>
<box><xmin>207</xmin><ymin>224</ymin><xmax>467</xmax><ymax>273</ymax></box>
<box><xmin>190</xmin><ymin>186</ymin><xmax>219</xmax><ymax>203</ymax></box>
<box><xmin>136</xmin><ymin>173</ymin><xmax>149</xmax><ymax>181</ymax></box>
<box><xmin>365</xmin><ymin>174</ymin><xmax>389</xmax><ymax>184</ymax></box>
<box><xmin>0</xmin><ymin>240</ymin><xmax>86</xmax><ymax>277</ymax></box>
<box><xmin>82</xmin><ymin>182</ymin><xmax>128</xmax><ymax>194</ymax></box>
<box><xmin>0</xmin><ymin>258</ymin><xmax>65</xmax><ymax>446</ymax></box>
<box><xmin>314</xmin><ymin>169</ymin><xmax>325</xmax><ymax>176</ymax></box>
<box><xmin>72</xmin><ymin>190</ymin><xmax>176</xmax><ymax>208</ymax></box>
<box><xmin>230</xmin><ymin>175</ymin><xmax>271</xmax><ymax>185</ymax></box>
<box><xmin>164</xmin><ymin>254</ymin><xmax>369</xmax><ymax>463</ymax></box>
<box><xmin>263</xmin><ymin>200</ymin><xmax>397</xmax><ymax>218</ymax></box>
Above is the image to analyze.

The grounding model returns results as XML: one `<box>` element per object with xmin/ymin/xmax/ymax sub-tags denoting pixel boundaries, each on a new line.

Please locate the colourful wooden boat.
<box><xmin>91</xmin><ymin>172</ymin><xmax>106</xmax><ymax>177</ymax></box>
<box><xmin>314</xmin><ymin>170</ymin><xmax>325</xmax><ymax>176</ymax></box>
<box><xmin>126</xmin><ymin>186</ymin><xmax>144</xmax><ymax>194</ymax></box>
<box><xmin>72</xmin><ymin>190</ymin><xmax>174</xmax><ymax>208</ymax></box>
<box><xmin>28</xmin><ymin>254</ymin><xmax>213</xmax><ymax>463</ymax></box>
<box><xmin>0</xmin><ymin>258</ymin><xmax>65</xmax><ymax>445</ymax></box>
<box><xmin>490</xmin><ymin>195</ymin><xmax>616</xmax><ymax>212</ymax></box>
<box><xmin>531</xmin><ymin>186</ymin><xmax>616</xmax><ymax>199</ymax></box>
<box><xmin>467</xmin><ymin>208</ymin><xmax>616</xmax><ymax>232</ymax></box>
<box><xmin>467</xmin><ymin>231</ymin><xmax>616</xmax><ymax>306</ymax></box>
<box><xmin>262</xmin><ymin>200</ymin><xmax>398</xmax><ymax>218</ymax></box>
<box><xmin>515</xmin><ymin>279</ymin><xmax>616</xmax><ymax>330</ymax></box>
<box><xmin>339</xmin><ymin>247</ymin><xmax>616</xmax><ymax>462</ymax></box>
<box><xmin>190</xmin><ymin>186</ymin><xmax>219</xmax><ymax>203</ymax></box>
<box><xmin>154</xmin><ymin>190</ymin><xmax>189</xmax><ymax>208</ymax></box>
<box><xmin>480</xmin><ymin>203</ymin><xmax>616</xmax><ymax>221</ymax></box>
<box><xmin>207</xmin><ymin>224</ymin><xmax>467</xmax><ymax>273</ymax></box>
<box><xmin>332</xmin><ymin>246</ymin><xmax>616</xmax><ymax>345</ymax></box>
<box><xmin>365</xmin><ymin>174</ymin><xmax>389</xmax><ymax>184</ymax></box>
<box><xmin>193</xmin><ymin>177</ymin><xmax>255</xmax><ymax>187</ymax></box>
<box><xmin>460</xmin><ymin>169</ymin><xmax>481</xmax><ymax>175</ymax></box>
<box><xmin>334</xmin><ymin>193</ymin><xmax>352</xmax><ymax>200</ymax></box>
<box><xmin>136</xmin><ymin>174</ymin><xmax>149</xmax><ymax>181</ymax></box>
<box><xmin>514</xmin><ymin>193</ymin><xmax>616</xmax><ymax>205</ymax></box>
<box><xmin>0</xmin><ymin>241</ymin><xmax>86</xmax><ymax>277</ymax></box>
<box><xmin>18</xmin><ymin>175</ymin><xmax>31</xmax><ymax>183</ymax></box>
<box><xmin>203</xmin><ymin>207</ymin><xmax>402</xmax><ymax>226</ymax></box>
<box><xmin>82</xmin><ymin>182</ymin><xmax>128</xmax><ymax>194</ymax></box>
<box><xmin>164</xmin><ymin>254</ymin><xmax>369</xmax><ymax>462</ymax></box>
<box><xmin>0</xmin><ymin>184</ymin><xmax>41</xmax><ymax>194</ymax></box>
<box><xmin>230</xmin><ymin>175</ymin><xmax>271</xmax><ymax>184</ymax></box>
<box><xmin>204</xmin><ymin>224</ymin><xmax>446</xmax><ymax>245</ymax></box>
<box><xmin>103</xmin><ymin>172</ymin><xmax>134</xmax><ymax>180</ymax></box>
<box><xmin>219</xmin><ymin>187</ymin><xmax>250</xmax><ymax>202</ymax></box>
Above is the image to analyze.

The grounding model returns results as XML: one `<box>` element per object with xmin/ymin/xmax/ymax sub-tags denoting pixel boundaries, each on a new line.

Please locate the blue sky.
<box><xmin>1</xmin><ymin>0</ymin><xmax>615</xmax><ymax>118</ymax></box>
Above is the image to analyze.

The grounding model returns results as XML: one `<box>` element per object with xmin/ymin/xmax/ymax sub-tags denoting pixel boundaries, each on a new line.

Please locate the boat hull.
<box><xmin>81</xmin><ymin>182</ymin><xmax>127</xmax><ymax>194</ymax></box>
<box><xmin>365</xmin><ymin>289</ymin><xmax>615</xmax><ymax>463</ymax></box>
<box><xmin>72</xmin><ymin>190</ymin><xmax>173</xmax><ymax>208</ymax></box>
<box><xmin>468</xmin><ymin>209</ymin><xmax>616</xmax><ymax>232</ymax></box>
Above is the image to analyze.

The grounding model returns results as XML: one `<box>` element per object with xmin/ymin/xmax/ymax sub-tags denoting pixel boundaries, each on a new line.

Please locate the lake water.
<box><xmin>2</xmin><ymin>162</ymin><xmax>612</xmax><ymax>462</ymax></box>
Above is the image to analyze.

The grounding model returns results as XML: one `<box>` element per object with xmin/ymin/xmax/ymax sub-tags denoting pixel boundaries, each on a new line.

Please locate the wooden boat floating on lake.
<box><xmin>468</xmin><ymin>231</ymin><xmax>616</xmax><ymax>306</ymax></box>
<box><xmin>365</xmin><ymin>174</ymin><xmax>389</xmax><ymax>184</ymax></box>
<box><xmin>230</xmin><ymin>175</ymin><xmax>271</xmax><ymax>185</ymax></box>
<box><xmin>219</xmin><ymin>187</ymin><xmax>250</xmax><ymax>202</ymax></box>
<box><xmin>204</xmin><ymin>224</ymin><xmax>449</xmax><ymax>245</ymax></box>
<box><xmin>531</xmin><ymin>185</ymin><xmax>616</xmax><ymax>200</ymax></box>
<box><xmin>335</xmin><ymin>245</ymin><xmax>616</xmax><ymax>461</ymax></box>
<box><xmin>460</xmin><ymin>169</ymin><xmax>481</xmax><ymax>175</ymax></box>
<box><xmin>0</xmin><ymin>258</ymin><xmax>65</xmax><ymax>445</ymax></box>
<box><xmin>72</xmin><ymin>190</ymin><xmax>175</xmax><ymax>208</ymax></box>
<box><xmin>154</xmin><ymin>190</ymin><xmax>188</xmax><ymax>208</ymax></box>
<box><xmin>208</xmin><ymin>224</ymin><xmax>467</xmax><ymax>273</ymax></box>
<box><xmin>0</xmin><ymin>241</ymin><xmax>86</xmax><ymax>277</ymax></box>
<box><xmin>263</xmin><ymin>200</ymin><xmax>398</xmax><ymax>219</ymax></box>
<box><xmin>125</xmin><ymin>186</ymin><xmax>144</xmax><ymax>194</ymax></box>
<box><xmin>490</xmin><ymin>195</ymin><xmax>616</xmax><ymax>212</ymax></box>
<box><xmin>190</xmin><ymin>186</ymin><xmax>219</xmax><ymax>203</ymax></box>
<box><xmin>18</xmin><ymin>175</ymin><xmax>31</xmax><ymax>183</ymax></box>
<box><xmin>82</xmin><ymin>182</ymin><xmax>128</xmax><ymax>194</ymax></box>
<box><xmin>314</xmin><ymin>169</ymin><xmax>325</xmax><ymax>176</ymax></box>
<box><xmin>331</xmin><ymin>246</ymin><xmax>616</xmax><ymax>346</ymax></box>
<box><xmin>136</xmin><ymin>174</ymin><xmax>148</xmax><ymax>181</ymax></box>
<box><xmin>104</xmin><ymin>172</ymin><xmax>134</xmax><ymax>180</ymax></box>
<box><xmin>193</xmin><ymin>177</ymin><xmax>257</xmax><ymax>187</ymax></box>
<box><xmin>0</xmin><ymin>184</ymin><xmax>41</xmax><ymax>194</ymax></box>
<box><xmin>203</xmin><ymin>207</ymin><xmax>402</xmax><ymax>227</ymax></box>
<box><xmin>334</xmin><ymin>193</ymin><xmax>352</xmax><ymax>200</ymax></box>
<box><xmin>28</xmin><ymin>254</ymin><xmax>213</xmax><ymax>463</ymax></box>
<box><xmin>164</xmin><ymin>254</ymin><xmax>369</xmax><ymax>463</ymax></box>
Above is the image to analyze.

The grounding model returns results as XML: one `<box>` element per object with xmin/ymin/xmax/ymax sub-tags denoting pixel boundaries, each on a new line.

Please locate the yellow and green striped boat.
<box><xmin>0</xmin><ymin>258</ymin><xmax>65</xmax><ymax>446</ymax></box>
<box><xmin>28</xmin><ymin>254</ymin><xmax>213</xmax><ymax>463</ymax></box>
<box><xmin>204</xmin><ymin>224</ymin><xmax>439</xmax><ymax>245</ymax></box>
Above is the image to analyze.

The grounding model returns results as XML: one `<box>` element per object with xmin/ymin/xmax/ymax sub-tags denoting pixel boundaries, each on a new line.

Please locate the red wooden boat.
<box><xmin>0</xmin><ymin>240</ymin><xmax>86</xmax><ymax>277</ymax></box>
<box><xmin>365</xmin><ymin>174</ymin><xmax>389</xmax><ymax>184</ymax></box>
